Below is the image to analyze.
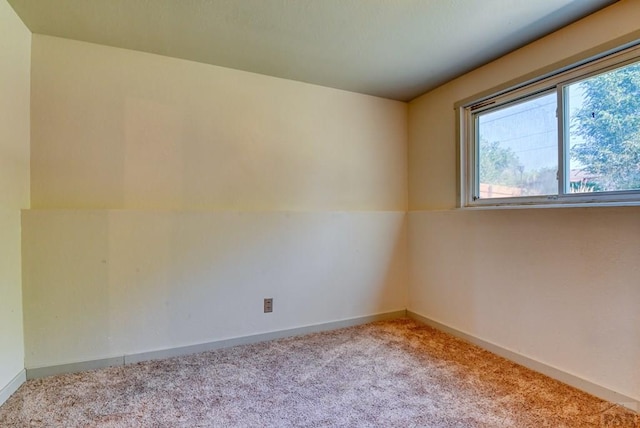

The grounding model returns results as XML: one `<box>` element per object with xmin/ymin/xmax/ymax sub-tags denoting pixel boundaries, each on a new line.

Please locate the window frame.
<box><xmin>459</xmin><ymin>40</ymin><xmax>640</xmax><ymax>208</ymax></box>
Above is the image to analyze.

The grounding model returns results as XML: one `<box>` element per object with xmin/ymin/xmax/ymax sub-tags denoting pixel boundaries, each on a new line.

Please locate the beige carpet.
<box><xmin>0</xmin><ymin>319</ymin><xmax>637</xmax><ymax>427</ymax></box>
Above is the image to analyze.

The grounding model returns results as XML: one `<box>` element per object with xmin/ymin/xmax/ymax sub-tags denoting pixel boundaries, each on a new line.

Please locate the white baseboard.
<box><xmin>18</xmin><ymin>310</ymin><xmax>640</xmax><ymax>414</ymax></box>
<box><xmin>26</xmin><ymin>310</ymin><xmax>407</xmax><ymax>379</ymax></box>
<box><xmin>0</xmin><ymin>370</ymin><xmax>26</xmax><ymax>407</ymax></box>
<box><xmin>26</xmin><ymin>357</ymin><xmax>124</xmax><ymax>380</ymax></box>
<box><xmin>125</xmin><ymin>310</ymin><xmax>406</xmax><ymax>364</ymax></box>
<box><xmin>407</xmin><ymin>310</ymin><xmax>639</xmax><ymax>412</ymax></box>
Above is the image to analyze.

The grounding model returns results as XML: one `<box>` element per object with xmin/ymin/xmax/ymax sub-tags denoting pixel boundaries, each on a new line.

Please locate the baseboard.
<box><xmin>26</xmin><ymin>356</ymin><xmax>124</xmax><ymax>380</ymax></box>
<box><xmin>26</xmin><ymin>310</ymin><xmax>407</xmax><ymax>379</ymax></box>
<box><xmin>125</xmin><ymin>309</ymin><xmax>407</xmax><ymax>364</ymax></box>
<box><xmin>0</xmin><ymin>370</ymin><xmax>26</xmax><ymax>407</ymax></box>
<box><xmin>407</xmin><ymin>310</ymin><xmax>639</xmax><ymax>412</ymax></box>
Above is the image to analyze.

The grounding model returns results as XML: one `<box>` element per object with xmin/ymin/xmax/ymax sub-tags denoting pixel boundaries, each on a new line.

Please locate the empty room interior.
<box><xmin>1</xmin><ymin>0</ymin><xmax>639</xmax><ymax>426</ymax></box>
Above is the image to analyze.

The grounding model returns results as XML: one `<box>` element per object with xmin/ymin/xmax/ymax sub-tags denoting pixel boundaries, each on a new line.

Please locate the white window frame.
<box><xmin>459</xmin><ymin>41</ymin><xmax>640</xmax><ymax>208</ymax></box>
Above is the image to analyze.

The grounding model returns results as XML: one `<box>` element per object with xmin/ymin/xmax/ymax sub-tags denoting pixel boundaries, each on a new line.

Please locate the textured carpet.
<box><xmin>0</xmin><ymin>318</ymin><xmax>637</xmax><ymax>427</ymax></box>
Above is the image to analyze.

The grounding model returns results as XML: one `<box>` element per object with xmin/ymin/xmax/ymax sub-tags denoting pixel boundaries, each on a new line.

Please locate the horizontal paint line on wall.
<box><xmin>26</xmin><ymin>310</ymin><xmax>407</xmax><ymax>380</ymax></box>
<box><xmin>21</xmin><ymin>209</ymin><xmax>409</xmax><ymax>214</ymax></box>
<box><xmin>407</xmin><ymin>310</ymin><xmax>639</xmax><ymax>412</ymax></box>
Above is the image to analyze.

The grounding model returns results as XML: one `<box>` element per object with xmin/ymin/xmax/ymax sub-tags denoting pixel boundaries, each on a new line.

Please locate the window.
<box><xmin>460</xmin><ymin>42</ymin><xmax>640</xmax><ymax>207</ymax></box>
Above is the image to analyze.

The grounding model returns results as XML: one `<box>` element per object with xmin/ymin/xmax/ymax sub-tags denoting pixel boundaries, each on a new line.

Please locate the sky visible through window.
<box><xmin>479</xmin><ymin>93</ymin><xmax>557</xmax><ymax>171</ymax></box>
<box><xmin>477</xmin><ymin>88</ymin><xmax>592</xmax><ymax>198</ymax></box>
<box><xmin>478</xmin><ymin>92</ymin><xmax>559</xmax><ymax>197</ymax></box>
<box><xmin>479</xmin><ymin>89</ymin><xmax>591</xmax><ymax>166</ymax></box>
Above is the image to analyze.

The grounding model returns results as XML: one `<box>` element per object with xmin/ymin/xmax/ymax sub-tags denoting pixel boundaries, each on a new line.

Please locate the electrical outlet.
<box><xmin>264</xmin><ymin>298</ymin><xmax>273</xmax><ymax>313</ymax></box>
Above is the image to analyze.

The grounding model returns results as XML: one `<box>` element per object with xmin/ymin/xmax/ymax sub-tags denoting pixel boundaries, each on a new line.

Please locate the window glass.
<box><xmin>477</xmin><ymin>93</ymin><xmax>558</xmax><ymax>199</ymax></box>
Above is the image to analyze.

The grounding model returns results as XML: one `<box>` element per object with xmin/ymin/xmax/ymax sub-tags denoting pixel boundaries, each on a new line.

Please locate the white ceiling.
<box><xmin>8</xmin><ymin>0</ymin><xmax>616</xmax><ymax>101</ymax></box>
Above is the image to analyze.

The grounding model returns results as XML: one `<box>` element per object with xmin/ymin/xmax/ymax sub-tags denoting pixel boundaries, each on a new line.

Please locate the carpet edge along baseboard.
<box><xmin>0</xmin><ymin>370</ymin><xmax>26</xmax><ymax>408</ymax></box>
<box><xmin>406</xmin><ymin>310</ymin><xmax>639</xmax><ymax>413</ymax></box>
<box><xmin>22</xmin><ymin>309</ymin><xmax>639</xmax><ymax>414</ymax></box>
<box><xmin>25</xmin><ymin>310</ymin><xmax>407</xmax><ymax>380</ymax></box>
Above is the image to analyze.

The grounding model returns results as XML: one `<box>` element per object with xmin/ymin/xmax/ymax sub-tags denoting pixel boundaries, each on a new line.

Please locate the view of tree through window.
<box><xmin>567</xmin><ymin>61</ymin><xmax>640</xmax><ymax>193</ymax></box>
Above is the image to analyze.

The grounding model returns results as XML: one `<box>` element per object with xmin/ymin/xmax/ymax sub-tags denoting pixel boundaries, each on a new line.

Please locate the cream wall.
<box><xmin>25</xmin><ymin>35</ymin><xmax>408</xmax><ymax>368</ymax></box>
<box><xmin>31</xmin><ymin>35</ymin><xmax>406</xmax><ymax>211</ymax></box>
<box><xmin>0</xmin><ymin>0</ymin><xmax>30</xmax><ymax>398</ymax></box>
<box><xmin>408</xmin><ymin>0</ymin><xmax>640</xmax><ymax>402</ymax></box>
<box><xmin>23</xmin><ymin>210</ymin><xmax>406</xmax><ymax>368</ymax></box>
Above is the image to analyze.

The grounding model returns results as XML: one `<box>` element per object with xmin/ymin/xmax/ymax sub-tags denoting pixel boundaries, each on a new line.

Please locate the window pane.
<box><xmin>476</xmin><ymin>92</ymin><xmax>558</xmax><ymax>199</ymax></box>
<box><xmin>566</xmin><ymin>61</ymin><xmax>640</xmax><ymax>193</ymax></box>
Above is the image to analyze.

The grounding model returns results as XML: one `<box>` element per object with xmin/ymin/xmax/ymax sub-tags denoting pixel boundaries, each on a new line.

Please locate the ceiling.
<box><xmin>8</xmin><ymin>0</ymin><xmax>617</xmax><ymax>101</ymax></box>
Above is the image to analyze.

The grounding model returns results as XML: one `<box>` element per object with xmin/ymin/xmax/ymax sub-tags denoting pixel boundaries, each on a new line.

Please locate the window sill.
<box><xmin>459</xmin><ymin>201</ymin><xmax>640</xmax><ymax>211</ymax></box>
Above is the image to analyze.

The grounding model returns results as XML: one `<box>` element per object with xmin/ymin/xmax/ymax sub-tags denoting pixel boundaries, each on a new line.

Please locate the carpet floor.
<box><xmin>0</xmin><ymin>318</ymin><xmax>637</xmax><ymax>427</ymax></box>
